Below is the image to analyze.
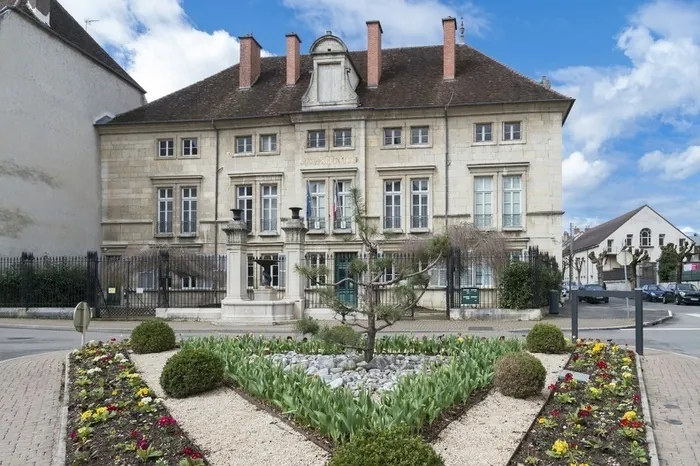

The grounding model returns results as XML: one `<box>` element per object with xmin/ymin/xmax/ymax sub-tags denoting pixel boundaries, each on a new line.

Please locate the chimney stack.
<box><xmin>286</xmin><ymin>33</ymin><xmax>301</xmax><ymax>86</ymax></box>
<box><xmin>442</xmin><ymin>17</ymin><xmax>456</xmax><ymax>81</ymax></box>
<box><xmin>366</xmin><ymin>20</ymin><xmax>383</xmax><ymax>88</ymax></box>
<box><xmin>239</xmin><ymin>34</ymin><xmax>262</xmax><ymax>90</ymax></box>
<box><xmin>28</xmin><ymin>0</ymin><xmax>51</xmax><ymax>25</ymax></box>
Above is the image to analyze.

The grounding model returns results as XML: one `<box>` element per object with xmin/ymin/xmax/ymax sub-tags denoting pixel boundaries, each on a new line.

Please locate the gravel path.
<box><xmin>432</xmin><ymin>352</ymin><xmax>569</xmax><ymax>466</ymax></box>
<box><xmin>131</xmin><ymin>350</ymin><xmax>329</xmax><ymax>466</ymax></box>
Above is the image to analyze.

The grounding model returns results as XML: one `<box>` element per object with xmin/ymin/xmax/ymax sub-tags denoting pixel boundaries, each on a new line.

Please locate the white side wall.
<box><xmin>0</xmin><ymin>11</ymin><xmax>144</xmax><ymax>256</ymax></box>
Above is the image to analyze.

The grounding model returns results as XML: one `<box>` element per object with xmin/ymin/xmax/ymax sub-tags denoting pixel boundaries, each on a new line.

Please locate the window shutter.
<box><xmin>279</xmin><ymin>254</ymin><xmax>286</xmax><ymax>288</ymax></box>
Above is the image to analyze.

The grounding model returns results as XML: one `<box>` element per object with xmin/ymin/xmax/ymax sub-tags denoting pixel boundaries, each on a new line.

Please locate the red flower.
<box><xmin>547</xmin><ymin>383</ymin><xmax>557</xmax><ymax>391</ymax></box>
<box><xmin>577</xmin><ymin>408</ymin><xmax>591</xmax><ymax>418</ymax></box>
<box><xmin>118</xmin><ymin>364</ymin><xmax>126</xmax><ymax>370</ymax></box>
<box><xmin>551</xmin><ymin>409</ymin><xmax>560</xmax><ymax>417</ymax></box>
<box><xmin>585</xmin><ymin>405</ymin><xmax>592</xmax><ymax>411</ymax></box>
<box><xmin>180</xmin><ymin>447</ymin><xmax>203</xmax><ymax>459</ymax></box>
<box><xmin>109</xmin><ymin>337</ymin><xmax>117</xmax><ymax>342</ymax></box>
<box><xmin>596</xmin><ymin>360</ymin><xmax>608</xmax><ymax>369</ymax></box>
<box><xmin>633</xmin><ymin>393</ymin><xmax>641</xmax><ymax>404</ymax></box>
<box><xmin>564</xmin><ymin>373</ymin><xmax>574</xmax><ymax>382</ymax></box>
<box><xmin>620</xmin><ymin>419</ymin><xmax>629</xmax><ymax>427</ymax></box>
<box><xmin>136</xmin><ymin>439</ymin><xmax>149</xmax><ymax>450</ymax></box>
<box><xmin>572</xmin><ymin>353</ymin><xmax>581</xmax><ymax>361</ymax></box>
<box><xmin>157</xmin><ymin>416</ymin><xmax>178</xmax><ymax>427</ymax></box>
<box><xmin>626</xmin><ymin>350</ymin><xmax>636</xmax><ymax>360</ymax></box>
<box><xmin>630</xmin><ymin>420</ymin><xmax>644</xmax><ymax>429</ymax></box>
<box><xmin>130</xmin><ymin>430</ymin><xmax>141</xmax><ymax>439</ymax></box>
<box><xmin>69</xmin><ymin>431</ymin><xmax>77</xmax><ymax>440</ymax></box>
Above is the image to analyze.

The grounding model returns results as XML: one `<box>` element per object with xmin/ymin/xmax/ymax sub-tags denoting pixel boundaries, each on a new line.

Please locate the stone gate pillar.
<box><xmin>282</xmin><ymin>207</ymin><xmax>307</xmax><ymax>318</ymax></box>
<box><xmin>222</xmin><ymin>209</ymin><xmax>249</xmax><ymax>302</ymax></box>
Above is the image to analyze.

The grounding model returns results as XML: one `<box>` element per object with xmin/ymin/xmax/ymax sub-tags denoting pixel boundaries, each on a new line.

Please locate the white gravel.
<box><xmin>432</xmin><ymin>352</ymin><xmax>569</xmax><ymax>466</ymax></box>
<box><xmin>130</xmin><ymin>350</ymin><xmax>329</xmax><ymax>466</ymax></box>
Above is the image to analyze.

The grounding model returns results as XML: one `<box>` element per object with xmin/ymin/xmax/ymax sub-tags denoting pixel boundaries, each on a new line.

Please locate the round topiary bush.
<box><xmin>318</xmin><ymin>324</ymin><xmax>361</xmax><ymax>347</ymax></box>
<box><xmin>130</xmin><ymin>320</ymin><xmax>176</xmax><ymax>354</ymax></box>
<box><xmin>328</xmin><ymin>426</ymin><xmax>444</xmax><ymax>466</ymax></box>
<box><xmin>160</xmin><ymin>348</ymin><xmax>224</xmax><ymax>398</ymax></box>
<box><xmin>494</xmin><ymin>352</ymin><xmax>546</xmax><ymax>399</ymax></box>
<box><xmin>526</xmin><ymin>323</ymin><xmax>566</xmax><ymax>354</ymax></box>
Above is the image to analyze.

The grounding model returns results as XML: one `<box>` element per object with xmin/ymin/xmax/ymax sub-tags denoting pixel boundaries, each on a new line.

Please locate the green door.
<box><xmin>334</xmin><ymin>253</ymin><xmax>357</xmax><ymax>306</ymax></box>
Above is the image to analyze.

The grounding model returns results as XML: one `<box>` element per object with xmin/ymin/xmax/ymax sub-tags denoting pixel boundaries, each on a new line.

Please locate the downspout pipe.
<box><xmin>212</xmin><ymin>120</ymin><xmax>220</xmax><ymax>261</ymax></box>
<box><xmin>444</xmin><ymin>90</ymin><xmax>454</xmax><ymax>317</ymax></box>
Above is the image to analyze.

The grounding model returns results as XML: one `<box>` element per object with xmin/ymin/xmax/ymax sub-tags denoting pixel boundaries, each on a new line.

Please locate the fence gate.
<box><xmin>96</xmin><ymin>254</ymin><xmax>159</xmax><ymax>318</ymax></box>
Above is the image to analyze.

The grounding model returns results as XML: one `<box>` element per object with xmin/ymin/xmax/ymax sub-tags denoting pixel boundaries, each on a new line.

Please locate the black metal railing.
<box><xmin>333</xmin><ymin>217</ymin><xmax>352</xmax><ymax>231</ymax></box>
<box><xmin>308</xmin><ymin>217</ymin><xmax>326</xmax><ymax>231</ymax></box>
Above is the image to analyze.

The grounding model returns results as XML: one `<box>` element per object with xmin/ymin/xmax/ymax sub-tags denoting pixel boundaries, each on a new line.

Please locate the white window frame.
<box><xmin>259</xmin><ymin>134</ymin><xmax>277</xmax><ymax>153</ymax></box>
<box><xmin>181</xmin><ymin>275</ymin><xmax>212</xmax><ymax>290</ymax></box>
<box><xmin>640</xmin><ymin>228</ymin><xmax>652</xmax><ymax>247</ymax></box>
<box><xmin>333</xmin><ymin>180</ymin><xmax>352</xmax><ymax>230</ymax></box>
<box><xmin>474</xmin><ymin>177</ymin><xmax>493</xmax><ymax>228</ymax></box>
<box><xmin>383</xmin><ymin>127</ymin><xmax>402</xmax><ymax>146</ymax></box>
<box><xmin>659</xmin><ymin>234</ymin><xmax>665</xmax><ymax>247</ymax></box>
<box><xmin>180</xmin><ymin>186</ymin><xmax>197</xmax><ymax>235</ymax></box>
<box><xmin>236</xmin><ymin>185</ymin><xmax>254</xmax><ymax>232</ymax></box>
<box><xmin>137</xmin><ymin>271</ymin><xmax>155</xmax><ymax>290</ymax></box>
<box><xmin>308</xmin><ymin>181</ymin><xmax>326</xmax><ymax>231</ymax></box>
<box><xmin>235</xmin><ymin>135</ymin><xmax>253</xmax><ymax>154</ymax></box>
<box><xmin>261</xmin><ymin>184</ymin><xmax>278</xmax><ymax>232</ymax></box>
<box><xmin>157</xmin><ymin>187</ymin><xmax>173</xmax><ymax>234</ymax></box>
<box><xmin>607</xmin><ymin>239</ymin><xmax>614</xmax><ymax>253</ymax></box>
<box><xmin>410</xmin><ymin>126</ymin><xmax>429</xmax><ymax>145</ymax></box>
<box><xmin>410</xmin><ymin>178</ymin><xmax>429</xmax><ymax>229</ymax></box>
<box><xmin>474</xmin><ymin>123</ymin><xmax>492</xmax><ymax>142</ymax></box>
<box><xmin>333</xmin><ymin>128</ymin><xmax>352</xmax><ymax>148</ymax></box>
<box><xmin>429</xmin><ymin>261</ymin><xmax>447</xmax><ymax>287</ymax></box>
<box><xmin>307</xmin><ymin>130</ymin><xmax>326</xmax><ymax>149</ymax></box>
<box><xmin>182</xmin><ymin>138</ymin><xmax>198</xmax><ymax>157</ymax></box>
<box><xmin>158</xmin><ymin>139</ymin><xmax>174</xmax><ymax>157</ymax></box>
<box><xmin>306</xmin><ymin>253</ymin><xmax>327</xmax><ymax>287</ymax></box>
<box><xmin>502</xmin><ymin>175</ymin><xmax>522</xmax><ymax>228</ymax></box>
<box><xmin>503</xmin><ymin>121</ymin><xmax>522</xmax><ymax>141</ymax></box>
<box><xmin>262</xmin><ymin>254</ymin><xmax>286</xmax><ymax>288</ymax></box>
<box><xmin>383</xmin><ymin>180</ymin><xmax>402</xmax><ymax>230</ymax></box>
<box><xmin>626</xmin><ymin>234</ymin><xmax>633</xmax><ymax>247</ymax></box>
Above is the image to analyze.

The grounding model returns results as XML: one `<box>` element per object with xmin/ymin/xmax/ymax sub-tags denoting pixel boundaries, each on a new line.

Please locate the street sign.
<box><xmin>461</xmin><ymin>288</ymin><xmax>480</xmax><ymax>305</ymax></box>
<box><xmin>616</xmin><ymin>250</ymin><xmax>632</xmax><ymax>266</ymax></box>
<box><xmin>73</xmin><ymin>301</ymin><xmax>91</xmax><ymax>346</ymax></box>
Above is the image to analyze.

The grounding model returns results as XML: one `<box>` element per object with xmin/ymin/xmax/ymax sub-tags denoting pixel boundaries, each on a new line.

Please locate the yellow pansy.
<box><xmin>136</xmin><ymin>387</ymin><xmax>150</xmax><ymax>397</ymax></box>
<box><xmin>552</xmin><ymin>439</ymin><xmax>568</xmax><ymax>455</ymax></box>
<box><xmin>80</xmin><ymin>410</ymin><xmax>94</xmax><ymax>421</ymax></box>
<box><xmin>622</xmin><ymin>410</ymin><xmax>637</xmax><ymax>421</ymax></box>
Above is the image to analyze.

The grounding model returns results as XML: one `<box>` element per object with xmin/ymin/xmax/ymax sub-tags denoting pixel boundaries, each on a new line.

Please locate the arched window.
<box><xmin>640</xmin><ymin>228</ymin><xmax>651</xmax><ymax>247</ymax></box>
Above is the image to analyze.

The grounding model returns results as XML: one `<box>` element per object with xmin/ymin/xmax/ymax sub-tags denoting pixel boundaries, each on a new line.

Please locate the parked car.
<box><xmin>641</xmin><ymin>284</ymin><xmax>673</xmax><ymax>303</ymax></box>
<box><xmin>665</xmin><ymin>283</ymin><xmax>700</xmax><ymax>305</ymax></box>
<box><xmin>577</xmin><ymin>284</ymin><xmax>609</xmax><ymax>304</ymax></box>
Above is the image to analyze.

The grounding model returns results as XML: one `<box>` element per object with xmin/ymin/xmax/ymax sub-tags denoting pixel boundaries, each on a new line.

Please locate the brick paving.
<box><xmin>642</xmin><ymin>351</ymin><xmax>700</xmax><ymax>466</ymax></box>
<box><xmin>0</xmin><ymin>352</ymin><xmax>65</xmax><ymax>466</ymax></box>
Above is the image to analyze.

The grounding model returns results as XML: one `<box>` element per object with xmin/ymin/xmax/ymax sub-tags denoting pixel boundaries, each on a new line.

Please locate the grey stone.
<box><xmin>329</xmin><ymin>378</ymin><xmax>344</xmax><ymax>389</ymax></box>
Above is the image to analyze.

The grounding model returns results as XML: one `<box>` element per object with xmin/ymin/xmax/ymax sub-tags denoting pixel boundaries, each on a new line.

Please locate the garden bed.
<box><xmin>66</xmin><ymin>340</ymin><xmax>207</xmax><ymax>466</ymax></box>
<box><xmin>509</xmin><ymin>339</ymin><xmax>650</xmax><ymax>465</ymax></box>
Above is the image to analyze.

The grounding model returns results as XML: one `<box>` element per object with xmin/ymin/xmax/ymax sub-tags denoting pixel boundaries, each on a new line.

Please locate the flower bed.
<box><xmin>509</xmin><ymin>339</ymin><xmax>650</xmax><ymax>466</ymax></box>
<box><xmin>67</xmin><ymin>340</ymin><xmax>207</xmax><ymax>466</ymax></box>
<box><xmin>183</xmin><ymin>334</ymin><xmax>523</xmax><ymax>447</ymax></box>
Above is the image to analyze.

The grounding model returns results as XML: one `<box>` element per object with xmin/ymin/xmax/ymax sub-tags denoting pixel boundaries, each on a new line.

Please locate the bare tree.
<box><xmin>676</xmin><ymin>242</ymin><xmax>697</xmax><ymax>283</ymax></box>
<box><xmin>625</xmin><ymin>248</ymin><xmax>650</xmax><ymax>290</ymax></box>
<box><xmin>573</xmin><ymin>257</ymin><xmax>585</xmax><ymax>285</ymax></box>
<box><xmin>296</xmin><ymin>188</ymin><xmax>450</xmax><ymax>362</ymax></box>
<box><xmin>588</xmin><ymin>251</ymin><xmax>607</xmax><ymax>286</ymax></box>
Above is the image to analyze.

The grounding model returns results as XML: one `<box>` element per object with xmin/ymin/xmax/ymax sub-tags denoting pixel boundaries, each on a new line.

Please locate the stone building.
<box><xmin>97</xmin><ymin>18</ymin><xmax>573</xmax><ymax>309</ymax></box>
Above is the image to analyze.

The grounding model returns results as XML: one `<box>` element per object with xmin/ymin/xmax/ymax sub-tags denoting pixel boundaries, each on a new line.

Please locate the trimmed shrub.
<box><xmin>160</xmin><ymin>348</ymin><xmax>224</xmax><ymax>398</ymax></box>
<box><xmin>328</xmin><ymin>426</ymin><xmax>444</xmax><ymax>466</ymax></box>
<box><xmin>498</xmin><ymin>261</ymin><xmax>534</xmax><ymax>310</ymax></box>
<box><xmin>318</xmin><ymin>324</ymin><xmax>361</xmax><ymax>347</ymax></box>
<box><xmin>295</xmin><ymin>316</ymin><xmax>320</xmax><ymax>336</ymax></box>
<box><xmin>494</xmin><ymin>352</ymin><xmax>546</xmax><ymax>399</ymax></box>
<box><xmin>130</xmin><ymin>320</ymin><xmax>176</xmax><ymax>354</ymax></box>
<box><xmin>526</xmin><ymin>323</ymin><xmax>566</xmax><ymax>354</ymax></box>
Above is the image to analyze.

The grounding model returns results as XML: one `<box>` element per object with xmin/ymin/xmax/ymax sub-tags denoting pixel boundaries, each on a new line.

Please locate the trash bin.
<box><xmin>549</xmin><ymin>290</ymin><xmax>559</xmax><ymax>314</ymax></box>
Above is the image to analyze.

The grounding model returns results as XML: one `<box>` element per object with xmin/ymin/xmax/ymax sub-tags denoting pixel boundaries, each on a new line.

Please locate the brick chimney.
<box><xmin>285</xmin><ymin>33</ymin><xmax>301</xmax><ymax>86</ymax></box>
<box><xmin>442</xmin><ymin>17</ymin><xmax>457</xmax><ymax>81</ymax></box>
<box><xmin>366</xmin><ymin>20</ymin><xmax>383</xmax><ymax>88</ymax></box>
<box><xmin>27</xmin><ymin>0</ymin><xmax>51</xmax><ymax>25</ymax></box>
<box><xmin>239</xmin><ymin>34</ymin><xmax>262</xmax><ymax>90</ymax></box>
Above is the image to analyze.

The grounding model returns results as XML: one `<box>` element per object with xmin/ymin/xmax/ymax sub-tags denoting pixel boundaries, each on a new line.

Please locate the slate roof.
<box><xmin>107</xmin><ymin>44</ymin><xmax>574</xmax><ymax>125</ymax></box>
<box><xmin>0</xmin><ymin>0</ymin><xmax>144</xmax><ymax>92</ymax></box>
<box><xmin>569</xmin><ymin>206</ymin><xmax>646</xmax><ymax>253</ymax></box>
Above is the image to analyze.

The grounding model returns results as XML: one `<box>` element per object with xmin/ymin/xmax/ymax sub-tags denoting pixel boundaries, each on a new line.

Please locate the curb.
<box><xmin>509</xmin><ymin>310</ymin><xmax>674</xmax><ymax>333</ymax></box>
<box><xmin>636</xmin><ymin>353</ymin><xmax>660</xmax><ymax>466</ymax></box>
<box><xmin>52</xmin><ymin>353</ymin><xmax>70</xmax><ymax>466</ymax></box>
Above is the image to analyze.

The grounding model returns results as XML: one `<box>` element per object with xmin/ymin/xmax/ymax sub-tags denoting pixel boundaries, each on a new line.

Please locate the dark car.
<box><xmin>577</xmin><ymin>284</ymin><xmax>609</xmax><ymax>304</ymax></box>
<box><xmin>641</xmin><ymin>284</ymin><xmax>673</xmax><ymax>303</ymax></box>
<box><xmin>665</xmin><ymin>283</ymin><xmax>700</xmax><ymax>305</ymax></box>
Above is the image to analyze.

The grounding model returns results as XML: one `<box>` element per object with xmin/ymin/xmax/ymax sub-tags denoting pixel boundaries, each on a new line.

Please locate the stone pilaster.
<box><xmin>222</xmin><ymin>210</ymin><xmax>249</xmax><ymax>302</ymax></box>
<box><xmin>282</xmin><ymin>208</ymin><xmax>307</xmax><ymax>318</ymax></box>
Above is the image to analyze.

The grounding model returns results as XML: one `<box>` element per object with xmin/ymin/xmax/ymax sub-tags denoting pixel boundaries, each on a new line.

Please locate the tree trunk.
<box><xmin>364</xmin><ymin>313</ymin><xmax>376</xmax><ymax>363</ymax></box>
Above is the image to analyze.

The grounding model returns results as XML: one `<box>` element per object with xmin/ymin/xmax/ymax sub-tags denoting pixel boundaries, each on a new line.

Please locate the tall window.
<box><xmin>411</xmin><ymin>178</ymin><xmax>429</xmax><ymax>229</ymax></box>
<box><xmin>640</xmin><ymin>228</ymin><xmax>652</xmax><ymax>247</ymax></box>
<box><xmin>235</xmin><ymin>135</ymin><xmax>253</xmax><ymax>154</ymax></box>
<box><xmin>308</xmin><ymin>181</ymin><xmax>326</xmax><ymax>230</ymax></box>
<box><xmin>503</xmin><ymin>122</ymin><xmax>522</xmax><ymax>141</ymax></box>
<box><xmin>158</xmin><ymin>139</ymin><xmax>174</xmax><ymax>157</ymax></box>
<box><xmin>607</xmin><ymin>239</ymin><xmax>614</xmax><ymax>252</ymax></box>
<box><xmin>306</xmin><ymin>253</ymin><xmax>327</xmax><ymax>287</ymax></box>
<box><xmin>181</xmin><ymin>187</ymin><xmax>197</xmax><ymax>234</ymax></box>
<box><xmin>334</xmin><ymin>180</ymin><xmax>352</xmax><ymax>229</ymax></box>
<box><xmin>503</xmin><ymin>175</ymin><xmax>522</xmax><ymax>228</ymax></box>
<box><xmin>262</xmin><ymin>254</ymin><xmax>285</xmax><ymax>288</ymax></box>
<box><xmin>157</xmin><ymin>187</ymin><xmax>173</xmax><ymax>234</ymax></box>
<box><xmin>410</xmin><ymin>126</ymin><xmax>429</xmax><ymax>145</ymax></box>
<box><xmin>236</xmin><ymin>185</ymin><xmax>253</xmax><ymax>231</ymax></box>
<box><xmin>475</xmin><ymin>123</ymin><xmax>492</xmax><ymax>142</ymax></box>
<box><xmin>383</xmin><ymin>128</ymin><xmax>402</xmax><ymax>146</ymax></box>
<box><xmin>659</xmin><ymin>233</ymin><xmax>665</xmax><ymax>247</ymax></box>
<box><xmin>333</xmin><ymin>129</ymin><xmax>352</xmax><ymax>147</ymax></box>
<box><xmin>182</xmin><ymin>138</ymin><xmax>198</xmax><ymax>157</ymax></box>
<box><xmin>307</xmin><ymin>130</ymin><xmax>326</xmax><ymax>148</ymax></box>
<box><xmin>474</xmin><ymin>264</ymin><xmax>493</xmax><ymax>288</ymax></box>
<box><xmin>261</xmin><ymin>184</ymin><xmax>278</xmax><ymax>232</ymax></box>
<box><xmin>259</xmin><ymin>134</ymin><xmax>277</xmax><ymax>153</ymax></box>
<box><xmin>474</xmin><ymin>177</ymin><xmax>493</xmax><ymax>227</ymax></box>
<box><xmin>382</xmin><ymin>253</ymin><xmax>397</xmax><ymax>282</ymax></box>
<box><xmin>247</xmin><ymin>255</ymin><xmax>255</xmax><ymax>288</ymax></box>
<box><xmin>384</xmin><ymin>180</ymin><xmax>402</xmax><ymax>229</ymax></box>
<box><xmin>626</xmin><ymin>234</ymin><xmax>633</xmax><ymax>247</ymax></box>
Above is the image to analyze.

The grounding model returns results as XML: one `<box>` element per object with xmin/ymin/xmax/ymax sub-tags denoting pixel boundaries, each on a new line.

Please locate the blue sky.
<box><xmin>62</xmin><ymin>0</ymin><xmax>700</xmax><ymax>235</ymax></box>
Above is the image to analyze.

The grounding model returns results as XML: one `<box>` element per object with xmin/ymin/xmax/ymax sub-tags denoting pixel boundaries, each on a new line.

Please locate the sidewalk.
<box><xmin>0</xmin><ymin>312</ymin><xmax>670</xmax><ymax>335</ymax></box>
<box><xmin>0</xmin><ymin>351</ymin><xmax>65</xmax><ymax>466</ymax></box>
<box><xmin>641</xmin><ymin>350</ymin><xmax>700</xmax><ymax>466</ymax></box>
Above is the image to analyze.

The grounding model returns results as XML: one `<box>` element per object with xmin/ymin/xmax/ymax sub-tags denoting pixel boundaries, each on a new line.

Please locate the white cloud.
<box><xmin>281</xmin><ymin>0</ymin><xmax>487</xmax><ymax>49</ymax></box>
<box><xmin>60</xmin><ymin>0</ymin><xmax>246</xmax><ymax>100</ymax></box>
<box><xmin>562</xmin><ymin>151</ymin><xmax>612</xmax><ymax>194</ymax></box>
<box><xmin>639</xmin><ymin>145</ymin><xmax>700</xmax><ymax>179</ymax></box>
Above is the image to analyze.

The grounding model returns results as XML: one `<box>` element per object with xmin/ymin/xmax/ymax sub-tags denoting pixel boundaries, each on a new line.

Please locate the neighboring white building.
<box><xmin>565</xmin><ymin>205</ymin><xmax>695</xmax><ymax>286</ymax></box>
<box><xmin>0</xmin><ymin>0</ymin><xmax>145</xmax><ymax>256</ymax></box>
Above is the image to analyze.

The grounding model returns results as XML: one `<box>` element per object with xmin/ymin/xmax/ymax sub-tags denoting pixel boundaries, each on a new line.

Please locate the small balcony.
<box><xmin>605</xmin><ymin>246</ymin><xmax>620</xmax><ymax>255</ymax></box>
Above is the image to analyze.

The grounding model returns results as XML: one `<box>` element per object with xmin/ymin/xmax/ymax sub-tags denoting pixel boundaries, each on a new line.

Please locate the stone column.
<box><xmin>222</xmin><ymin>209</ymin><xmax>249</xmax><ymax>303</ymax></box>
<box><xmin>282</xmin><ymin>207</ymin><xmax>307</xmax><ymax>318</ymax></box>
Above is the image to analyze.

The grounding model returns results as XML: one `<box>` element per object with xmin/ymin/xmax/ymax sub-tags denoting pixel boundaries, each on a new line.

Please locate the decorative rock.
<box><xmin>329</xmin><ymin>378</ymin><xmax>344</xmax><ymax>389</ymax></box>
